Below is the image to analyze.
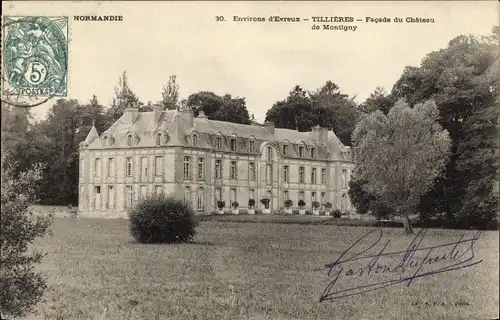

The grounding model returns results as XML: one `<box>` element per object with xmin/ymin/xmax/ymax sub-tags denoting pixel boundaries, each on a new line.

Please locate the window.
<box><xmin>282</xmin><ymin>144</ymin><xmax>288</xmax><ymax>156</ymax></box>
<box><xmin>95</xmin><ymin>158</ymin><xmax>101</xmax><ymax>177</ymax></box>
<box><xmin>266</xmin><ymin>164</ymin><xmax>272</xmax><ymax>184</ymax></box>
<box><xmin>230</xmin><ymin>188</ymin><xmax>237</xmax><ymax>204</ymax></box>
<box><xmin>249</xmin><ymin>189</ymin><xmax>255</xmax><ymax>200</ymax></box>
<box><xmin>215</xmin><ymin>159</ymin><xmax>222</xmax><ymax>179</ymax></box>
<box><xmin>299</xmin><ymin>191</ymin><xmax>305</xmax><ymax>200</ymax></box>
<box><xmin>108</xmin><ymin>158</ymin><xmax>115</xmax><ymax>177</ymax></box>
<box><xmin>107</xmin><ymin>185</ymin><xmax>115</xmax><ymax>209</ymax></box>
<box><xmin>184</xmin><ymin>156</ymin><xmax>191</xmax><ymax>180</ymax></box>
<box><xmin>103</xmin><ymin>136</ymin><xmax>108</xmax><ymax>148</ymax></box>
<box><xmin>197</xmin><ymin>187</ymin><xmax>205</xmax><ymax>210</ymax></box>
<box><xmin>311</xmin><ymin>168</ymin><xmax>317</xmax><ymax>184</ymax></box>
<box><xmin>299</xmin><ymin>166</ymin><xmax>305</xmax><ymax>183</ymax></box>
<box><xmin>215</xmin><ymin>137</ymin><xmax>222</xmax><ymax>150</ymax></box>
<box><xmin>284</xmin><ymin>190</ymin><xmax>289</xmax><ymax>200</ymax></box>
<box><xmin>230</xmin><ymin>161</ymin><xmax>237</xmax><ymax>179</ymax></box>
<box><xmin>267</xmin><ymin>147</ymin><xmax>272</xmax><ymax>161</ymax></box>
<box><xmin>230</xmin><ymin>138</ymin><xmax>237</xmax><ymax>151</ymax></box>
<box><xmin>249</xmin><ymin>140</ymin><xmax>255</xmax><ymax>153</ymax></box>
<box><xmin>342</xmin><ymin>169</ymin><xmax>348</xmax><ymax>188</ymax></box>
<box><xmin>312</xmin><ymin>192</ymin><xmax>317</xmax><ymax>201</ymax></box>
<box><xmin>283</xmin><ymin>165</ymin><xmax>289</xmax><ymax>182</ymax></box>
<box><xmin>311</xmin><ymin>147</ymin><xmax>316</xmax><ymax>159</ymax></box>
<box><xmin>192</xmin><ymin>134</ymin><xmax>198</xmax><ymax>146</ymax></box>
<box><xmin>299</xmin><ymin>146</ymin><xmax>304</xmax><ymax>158</ymax></box>
<box><xmin>127</xmin><ymin>134</ymin><xmax>133</xmax><ymax>147</ymax></box>
<box><xmin>125</xmin><ymin>185</ymin><xmax>133</xmax><ymax>208</ymax></box>
<box><xmin>215</xmin><ymin>188</ymin><xmax>222</xmax><ymax>201</ymax></box>
<box><xmin>184</xmin><ymin>186</ymin><xmax>191</xmax><ymax>204</ymax></box>
<box><xmin>321</xmin><ymin>192</ymin><xmax>325</xmax><ymax>203</ymax></box>
<box><xmin>249</xmin><ymin>162</ymin><xmax>256</xmax><ymax>181</ymax></box>
<box><xmin>155</xmin><ymin>185</ymin><xmax>163</xmax><ymax>195</ymax></box>
<box><xmin>126</xmin><ymin>157</ymin><xmax>133</xmax><ymax>177</ymax></box>
<box><xmin>197</xmin><ymin>157</ymin><xmax>205</xmax><ymax>180</ymax></box>
<box><xmin>156</xmin><ymin>133</ymin><xmax>161</xmax><ymax>146</ymax></box>
<box><xmin>140</xmin><ymin>185</ymin><xmax>148</xmax><ymax>199</ymax></box>
<box><xmin>95</xmin><ymin>186</ymin><xmax>101</xmax><ymax>194</ymax></box>
<box><xmin>155</xmin><ymin>156</ymin><xmax>163</xmax><ymax>176</ymax></box>
<box><xmin>141</xmin><ymin>157</ymin><xmax>148</xmax><ymax>180</ymax></box>
<box><xmin>81</xmin><ymin>159</ymin><xmax>85</xmax><ymax>178</ymax></box>
<box><xmin>321</xmin><ymin>168</ymin><xmax>326</xmax><ymax>184</ymax></box>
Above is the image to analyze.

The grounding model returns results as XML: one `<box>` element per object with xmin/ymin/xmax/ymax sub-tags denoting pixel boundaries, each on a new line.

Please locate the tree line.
<box><xmin>1</xmin><ymin>26</ymin><xmax>498</xmax><ymax>229</ymax></box>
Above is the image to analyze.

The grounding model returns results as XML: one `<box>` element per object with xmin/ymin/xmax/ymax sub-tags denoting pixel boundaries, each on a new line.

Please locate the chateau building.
<box><xmin>78</xmin><ymin>105</ymin><xmax>354</xmax><ymax>217</ymax></box>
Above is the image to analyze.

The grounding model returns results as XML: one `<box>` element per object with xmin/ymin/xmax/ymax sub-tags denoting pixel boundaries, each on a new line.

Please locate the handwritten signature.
<box><xmin>320</xmin><ymin>228</ymin><xmax>483</xmax><ymax>302</ymax></box>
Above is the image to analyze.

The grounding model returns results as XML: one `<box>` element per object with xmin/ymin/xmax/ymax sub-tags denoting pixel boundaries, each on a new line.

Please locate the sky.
<box><xmin>3</xmin><ymin>1</ymin><xmax>499</xmax><ymax>123</ymax></box>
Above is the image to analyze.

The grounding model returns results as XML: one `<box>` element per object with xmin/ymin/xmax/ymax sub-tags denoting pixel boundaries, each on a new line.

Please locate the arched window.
<box><xmin>267</xmin><ymin>147</ymin><xmax>272</xmax><ymax>161</ymax></box>
<box><xmin>127</xmin><ymin>134</ymin><xmax>133</xmax><ymax>147</ymax></box>
<box><xmin>192</xmin><ymin>134</ymin><xmax>198</xmax><ymax>146</ymax></box>
<box><xmin>184</xmin><ymin>186</ymin><xmax>191</xmax><ymax>204</ymax></box>
<box><xmin>197</xmin><ymin>187</ymin><xmax>205</xmax><ymax>211</ymax></box>
<box><xmin>156</xmin><ymin>133</ymin><xmax>161</xmax><ymax>146</ymax></box>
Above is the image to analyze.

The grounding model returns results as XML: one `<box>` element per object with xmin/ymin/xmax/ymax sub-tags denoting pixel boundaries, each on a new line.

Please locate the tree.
<box><xmin>359</xmin><ymin>87</ymin><xmax>395</xmax><ymax>115</ymax></box>
<box><xmin>105</xmin><ymin>71</ymin><xmax>141</xmax><ymax>127</ymax></box>
<box><xmin>0</xmin><ymin>163</ymin><xmax>54</xmax><ymax>318</ymax></box>
<box><xmin>264</xmin><ymin>82</ymin><xmax>359</xmax><ymax>145</ymax></box>
<box><xmin>161</xmin><ymin>75</ymin><xmax>179</xmax><ymax>110</ymax></box>
<box><xmin>392</xmin><ymin>27</ymin><xmax>499</xmax><ymax>229</ymax></box>
<box><xmin>352</xmin><ymin>99</ymin><xmax>451</xmax><ymax>233</ymax></box>
<box><xmin>186</xmin><ymin>91</ymin><xmax>251</xmax><ymax>124</ymax></box>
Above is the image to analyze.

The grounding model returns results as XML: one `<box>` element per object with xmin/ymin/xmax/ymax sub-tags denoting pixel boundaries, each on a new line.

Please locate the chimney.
<box><xmin>263</xmin><ymin>121</ymin><xmax>275</xmax><ymax>134</ymax></box>
<box><xmin>197</xmin><ymin>110</ymin><xmax>208</xmax><ymax>119</ymax></box>
<box><xmin>153</xmin><ymin>104</ymin><xmax>163</xmax><ymax>122</ymax></box>
<box><xmin>312</xmin><ymin>125</ymin><xmax>328</xmax><ymax>145</ymax></box>
<box><xmin>124</xmin><ymin>107</ymin><xmax>138</xmax><ymax>124</ymax></box>
<box><xmin>178</xmin><ymin>104</ymin><xmax>194</xmax><ymax>129</ymax></box>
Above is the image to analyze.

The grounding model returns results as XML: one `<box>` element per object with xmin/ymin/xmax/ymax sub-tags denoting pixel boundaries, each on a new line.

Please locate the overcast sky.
<box><xmin>3</xmin><ymin>1</ymin><xmax>499</xmax><ymax>123</ymax></box>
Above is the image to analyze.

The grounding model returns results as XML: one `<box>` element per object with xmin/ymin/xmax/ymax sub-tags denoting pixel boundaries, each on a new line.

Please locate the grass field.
<box><xmin>26</xmin><ymin>217</ymin><xmax>499</xmax><ymax>320</ymax></box>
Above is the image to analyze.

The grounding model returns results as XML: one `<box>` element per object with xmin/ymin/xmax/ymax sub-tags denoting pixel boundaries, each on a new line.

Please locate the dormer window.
<box><xmin>311</xmin><ymin>147</ymin><xmax>316</xmax><ymax>159</ymax></box>
<box><xmin>192</xmin><ymin>134</ymin><xmax>198</xmax><ymax>146</ymax></box>
<box><xmin>156</xmin><ymin>133</ymin><xmax>161</xmax><ymax>146</ymax></box>
<box><xmin>215</xmin><ymin>137</ymin><xmax>222</xmax><ymax>150</ymax></box>
<box><xmin>267</xmin><ymin>147</ymin><xmax>272</xmax><ymax>161</ymax></box>
<box><xmin>299</xmin><ymin>146</ymin><xmax>304</xmax><ymax>158</ymax></box>
<box><xmin>282</xmin><ymin>144</ymin><xmax>288</xmax><ymax>156</ymax></box>
<box><xmin>127</xmin><ymin>134</ymin><xmax>133</xmax><ymax>147</ymax></box>
<box><xmin>249</xmin><ymin>140</ymin><xmax>255</xmax><ymax>153</ymax></box>
<box><xmin>103</xmin><ymin>136</ymin><xmax>108</xmax><ymax>148</ymax></box>
<box><xmin>230</xmin><ymin>138</ymin><xmax>237</xmax><ymax>151</ymax></box>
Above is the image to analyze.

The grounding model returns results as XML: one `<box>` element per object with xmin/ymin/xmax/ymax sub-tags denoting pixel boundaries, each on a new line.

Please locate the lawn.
<box><xmin>26</xmin><ymin>217</ymin><xmax>498</xmax><ymax>320</ymax></box>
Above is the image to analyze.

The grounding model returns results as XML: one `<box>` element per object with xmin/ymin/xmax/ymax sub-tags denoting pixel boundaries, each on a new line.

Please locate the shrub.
<box><xmin>128</xmin><ymin>194</ymin><xmax>198</xmax><ymax>244</ymax></box>
<box><xmin>248</xmin><ymin>198</ymin><xmax>255</xmax><ymax>209</ymax></box>
<box><xmin>217</xmin><ymin>200</ymin><xmax>225</xmax><ymax>210</ymax></box>
<box><xmin>1</xmin><ymin>164</ymin><xmax>54</xmax><ymax>318</ymax></box>
<box><xmin>232</xmin><ymin>201</ymin><xmax>239</xmax><ymax>209</ymax></box>
<box><xmin>324</xmin><ymin>202</ymin><xmax>333</xmax><ymax>209</ymax></box>
<box><xmin>284</xmin><ymin>199</ymin><xmax>293</xmax><ymax>208</ymax></box>
<box><xmin>260</xmin><ymin>198</ymin><xmax>270</xmax><ymax>209</ymax></box>
<box><xmin>312</xmin><ymin>201</ymin><xmax>320</xmax><ymax>209</ymax></box>
<box><xmin>332</xmin><ymin>209</ymin><xmax>342</xmax><ymax>218</ymax></box>
<box><xmin>298</xmin><ymin>199</ymin><xmax>306</xmax><ymax>209</ymax></box>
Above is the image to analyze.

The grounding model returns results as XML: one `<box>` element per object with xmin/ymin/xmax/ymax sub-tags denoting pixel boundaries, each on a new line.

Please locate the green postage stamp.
<box><xmin>2</xmin><ymin>16</ymin><xmax>68</xmax><ymax>105</ymax></box>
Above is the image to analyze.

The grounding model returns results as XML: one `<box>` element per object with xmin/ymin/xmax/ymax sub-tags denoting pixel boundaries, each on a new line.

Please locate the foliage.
<box><xmin>359</xmin><ymin>87</ymin><xmax>395</xmax><ymax>115</ymax></box>
<box><xmin>284</xmin><ymin>199</ymin><xmax>293</xmax><ymax>208</ymax></box>
<box><xmin>0</xmin><ymin>163</ymin><xmax>54</xmax><ymax>318</ymax></box>
<box><xmin>232</xmin><ymin>201</ymin><xmax>239</xmax><ymax>209</ymax></box>
<box><xmin>298</xmin><ymin>199</ymin><xmax>306</xmax><ymax>208</ymax></box>
<box><xmin>312</xmin><ymin>201</ymin><xmax>320</xmax><ymax>209</ymax></box>
<box><xmin>264</xmin><ymin>82</ymin><xmax>359</xmax><ymax>145</ymax></box>
<box><xmin>162</xmin><ymin>75</ymin><xmax>180</xmax><ymax>110</ymax></box>
<box><xmin>260</xmin><ymin>198</ymin><xmax>270</xmax><ymax>209</ymax></box>
<box><xmin>217</xmin><ymin>200</ymin><xmax>225</xmax><ymax>210</ymax></box>
<box><xmin>392</xmin><ymin>28</ymin><xmax>499</xmax><ymax>229</ymax></box>
<box><xmin>128</xmin><ymin>194</ymin><xmax>198</xmax><ymax>244</ymax></box>
<box><xmin>104</xmin><ymin>71</ymin><xmax>142</xmax><ymax>127</ymax></box>
<box><xmin>186</xmin><ymin>91</ymin><xmax>251</xmax><ymax>124</ymax></box>
<box><xmin>248</xmin><ymin>199</ymin><xmax>255</xmax><ymax>208</ymax></box>
<box><xmin>352</xmin><ymin>99</ymin><xmax>451</xmax><ymax>233</ymax></box>
<box><xmin>331</xmin><ymin>209</ymin><xmax>342</xmax><ymax>218</ymax></box>
<box><xmin>324</xmin><ymin>202</ymin><xmax>332</xmax><ymax>209</ymax></box>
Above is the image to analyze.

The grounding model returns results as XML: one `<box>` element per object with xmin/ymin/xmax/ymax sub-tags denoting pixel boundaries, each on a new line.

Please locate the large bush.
<box><xmin>1</xmin><ymin>163</ymin><xmax>54</xmax><ymax>318</ymax></box>
<box><xmin>128</xmin><ymin>194</ymin><xmax>198</xmax><ymax>244</ymax></box>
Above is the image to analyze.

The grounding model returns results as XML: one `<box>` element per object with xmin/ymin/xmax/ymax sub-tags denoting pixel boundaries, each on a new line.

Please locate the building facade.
<box><xmin>78</xmin><ymin>105</ymin><xmax>354</xmax><ymax>218</ymax></box>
